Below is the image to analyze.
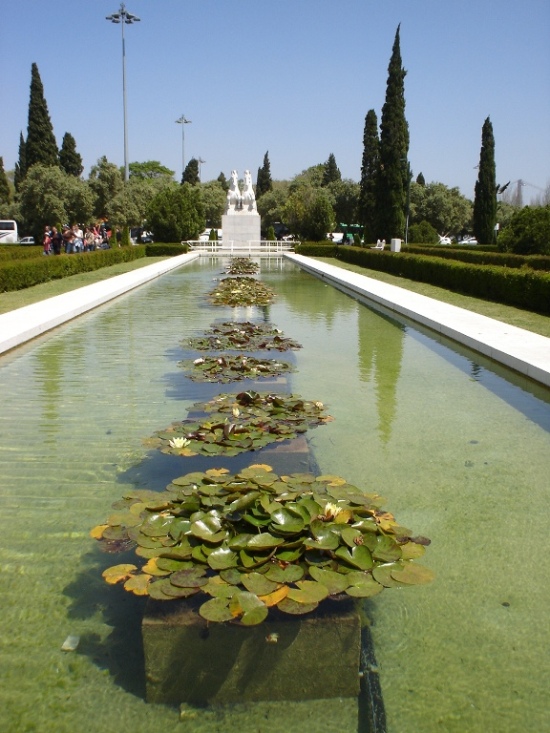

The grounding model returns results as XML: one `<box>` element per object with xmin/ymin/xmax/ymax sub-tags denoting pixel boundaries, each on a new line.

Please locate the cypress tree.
<box><xmin>322</xmin><ymin>153</ymin><xmax>341</xmax><ymax>186</ymax></box>
<box><xmin>473</xmin><ymin>117</ymin><xmax>497</xmax><ymax>244</ymax></box>
<box><xmin>26</xmin><ymin>63</ymin><xmax>58</xmax><ymax>170</ymax></box>
<box><xmin>217</xmin><ymin>171</ymin><xmax>229</xmax><ymax>191</ymax></box>
<box><xmin>416</xmin><ymin>172</ymin><xmax>425</xmax><ymax>186</ymax></box>
<box><xmin>182</xmin><ymin>157</ymin><xmax>200</xmax><ymax>185</ymax></box>
<box><xmin>256</xmin><ymin>151</ymin><xmax>273</xmax><ymax>198</ymax></box>
<box><xmin>377</xmin><ymin>25</ymin><xmax>409</xmax><ymax>241</ymax></box>
<box><xmin>359</xmin><ymin>109</ymin><xmax>380</xmax><ymax>242</ymax></box>
<box><xmin>59</xmin><ymin>132</ymin><xmax>83</xmax><ymax>176</ymax></box>
<box><xmin>0</xmin><ymin>157</ymin><xmax>11</xmax><ymax>207</ymax></box>
<box><xmin>14</xmin><ymin>132</ymin><xmax>27</xmax><ymax>192</ymax></box>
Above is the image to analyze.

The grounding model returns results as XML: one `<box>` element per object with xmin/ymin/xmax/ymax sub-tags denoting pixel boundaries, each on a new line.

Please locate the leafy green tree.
<box><xmin>498</xmin><ymin>206</ymin><xmax>550</xmax><ymax>254</ymax></box>
<box><xmin>359</xmin><ymin>109</ymin><xmax>380</xmax><ymax>243</ymax></box>
<box><xmin>291</xmin><ymin>164</ymin><xmax>325</xmax><ymax>189</ymax></box>
<box><xmin>26</xmin><ymin>63</ymin><xmax>58</xmax><ymax>171</ymax></box>
<box><xmin>0</xmin><ymin>157</ymin><xmax>11</xmax><ymax>208</ymax></box>
<box><xmin>327</xmin><ymin>179</ymin><xmax>359</xmax><ymax>227</ymax></box>
<box><xmin>14</xmin><ymin>133</ymin><xmax>27</xmax><ymax>192</ymax></box>
<box><xmin>257</xmin><ymin>181</ymin><xmax>290</xmax><ymax>231</ymax></box>
<box><xmin>182</xmin><ymin>158</ymin><xmax>200</xmax><ymax>185</ymax></box>
<box><xmin>129</xmin><ymin>161</ymin><xmax>175</xmax><ymax>180</ymax></box>
<box><xmin>408</xmin><ymin>220</ymin><xmax>438</xmax><ymax>244</ymax></box>
<box><xmin>410</xmin><ymin>181</ymin><xmax>472</xmax><ymax>236</ymax></box>
<box><xmin>283</xmin><ymin>184</ymin><xmax>334</xmax><ymax>240</ymax></box>
<box><xmin>18</xmin><ymin>165</ymin><xmax>94</xmax><ymax>240</ymax></box>
<box><xmin>217</xmin><ymin>172</ymin><xmax>229</xmax><ymax>191</ymax></box>
<box><xmin>59</xmin><ymin>132</ymin><xmax>83</xmax><ymax>177</ymax></box>
<box><xmin>199</xmin><ymin>180</ymin><xmax>226</xmax><ymax>227</ymax></box>
<box><xmin>147</xmin><ymin>183</ymin><xmax>204</xmax><ymax>241</ymax></box>
<box><xmin>377</xmin><ymin>25</ymin><xmax>409</xmax><ymax>241</ymax></box>
<box><xmin>322</xmin><ymin>153</ymin><xmax>341</xmax><ymax>186</ymax></box>
<box><xmin>88</xmin><ymin>156</ymin><xmax>124</xmax><ymax>220</ymax></box>
<box><xmin>473</xmin><ymin>117</ymin><xmax>498</xmax><ymax>244</ymax></box>
<box><xmin>256</xmin><ymin>151</ymin><xmax>273</xmax><ymax>199</ymax></box>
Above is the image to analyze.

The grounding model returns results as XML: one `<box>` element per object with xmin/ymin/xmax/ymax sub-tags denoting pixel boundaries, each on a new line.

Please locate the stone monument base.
<box><xmin>222</xmin><ymin>212</ymin><xmax>261</xmax><ymax>250</ymax></box>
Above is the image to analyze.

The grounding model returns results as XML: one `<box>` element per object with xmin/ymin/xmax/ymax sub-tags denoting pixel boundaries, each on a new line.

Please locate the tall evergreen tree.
<box><xmin>416</xmin><ymin>172</ymin><xmax>425</xmax><ymax>186</ymax></box>
<box><xmin>217</xmin><ymin>171</ymin><xmax>229</xmax><ymax>192</ymax></box>
<box><xmin>181</xmin><ymin>157</ymin><xmax>200</xmax><ymax>186</ymax></box>
<box><xmin>256</xmin><ymin>151</ymin><xmax>273</xmax><ymax>198</ymax></box>
<box><xmin>322</xmin><ymin>153</ymin><xmax>341</xmax><ymax>186</ymax></box>
<box><xmin>377</xmin><ymin>25</ymin><xmax>409</xmax><ymax>241</ymax></box>
<box><xmin>26</xmin><ymin>63</ymin><xmax>58</xmax><ymax>170</ymax></box>
<box><xmin>473</xmin><ymin>116</ymin><xmax>497</xmax><ymax>244</ymax></box>
<box><xmin>59</xmin><ymin>132</ymin><xmax>83</xmax><ymax>177</ymax></box>
<box><xmin>0</xmin><ymin>157</ymin><xmax>11</xmax><ymax>207</ymax></box>
<box><xmin>359</xmin><ymin>109</ymin><xmax>380</xmax><ymax>242</ymax></box>
<box><xmin>14</xmin><ymin>132</ymin><xmax>27</xmax><ymax>192</ymax></box>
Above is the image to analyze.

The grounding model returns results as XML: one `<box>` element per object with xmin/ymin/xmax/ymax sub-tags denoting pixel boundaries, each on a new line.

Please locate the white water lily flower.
<box><xmin>323</xmin><ymin>502</ymin><xmax>343</xmax><ymax>519</ymax></box>
<box><xmin>169</xmin><ymin>437</ymin><xmax>190</xmax><ymax>449</ymax></box>
<box><xmin>193</xmin><ymin>358</ymin><xmax>205</xmax><ymax>365</ymax></box>
<box><xmin>232</xmin><ymin>407</ymin><xmax>241</xmax><ymax>418</ymax></box>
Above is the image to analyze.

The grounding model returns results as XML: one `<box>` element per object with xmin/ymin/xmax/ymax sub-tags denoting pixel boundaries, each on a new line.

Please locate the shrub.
<box><xmin>498</xmin><ymin>206</ymin><xmax>550</xmax><ymax>255</ymax></box>
<box><xmin>408</xmin><ymin>220</ymin><xmax>438</xmax><ymax>244</ymax></box>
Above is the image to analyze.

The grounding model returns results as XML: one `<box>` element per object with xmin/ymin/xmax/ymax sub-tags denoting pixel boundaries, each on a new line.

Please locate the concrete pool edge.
<box><xmin>0</xmin><ymin>252</ymin><xmax>200</xmax><ymax>355</ymax></box>
<box><xmin>286</xmin><ymin>253</ymin><xmax>550</xmax><ymax>388</ymax></box>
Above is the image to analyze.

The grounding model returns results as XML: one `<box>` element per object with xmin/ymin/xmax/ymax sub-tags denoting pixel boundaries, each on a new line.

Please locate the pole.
<box><xmin>176</xmin><ymin>115</ymin><xmax>192</xmax><ymax>181</ymax></box>
<box><xmin>121</xmin><ymin>18</ymin><xmax>129</xmax><ymax>181</ymax></box>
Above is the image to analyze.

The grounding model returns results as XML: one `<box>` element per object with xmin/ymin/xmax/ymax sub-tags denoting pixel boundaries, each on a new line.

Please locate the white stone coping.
<box><xmin>285</xmin><ymin>253</ymin><xmax>550</xmax><ymax>388</ymax></box>
<box><xmin>0</xmin><ymin>252</ymin><xmax>200</xmax><ymax>355</ymax></box>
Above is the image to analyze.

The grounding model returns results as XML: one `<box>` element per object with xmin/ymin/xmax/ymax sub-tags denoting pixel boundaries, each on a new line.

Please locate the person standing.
<box><xmin>42</xmin><ymin>225</ymin><xmax>52</xmax><ymax>255</ymax></box>
<box><xmin>50</xmin><ymin>226</ymin><xmax>63</xmax><ymax>255</ymax></box>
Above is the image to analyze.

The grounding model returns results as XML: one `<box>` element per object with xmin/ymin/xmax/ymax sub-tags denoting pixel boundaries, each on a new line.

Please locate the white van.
<box><xmin>0</xmin><ymin>220</ymin><xmax>18</xmax><ymax>244</ymax></box>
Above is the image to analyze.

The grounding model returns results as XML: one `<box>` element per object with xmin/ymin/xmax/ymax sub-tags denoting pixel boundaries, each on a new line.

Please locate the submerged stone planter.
<box><xmin>142</xmin><ymin>597</ymin><xmax>361</xmax><ymax>705</ymax></box>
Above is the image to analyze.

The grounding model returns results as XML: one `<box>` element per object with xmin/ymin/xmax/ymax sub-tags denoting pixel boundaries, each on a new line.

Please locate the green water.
<box><xmin>0</xmin><ymin>258</ymin><xmax>548</xmax><ymax>732</ymax></box>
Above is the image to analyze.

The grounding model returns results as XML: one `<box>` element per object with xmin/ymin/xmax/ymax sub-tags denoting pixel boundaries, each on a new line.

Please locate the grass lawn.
<box><xmin>318</xmin><ymin>257</ymin><xmax>550</xmax><ymax>339</ymax></box>
<box><xmin>1</xmin><ymin>254</ymin><xmax>549</xmax><ymax>340</ymax></box>
<box><xmin>0</xmin><ymin>257</ymin><xmax>168</xmax><ymax>315</ymax></box>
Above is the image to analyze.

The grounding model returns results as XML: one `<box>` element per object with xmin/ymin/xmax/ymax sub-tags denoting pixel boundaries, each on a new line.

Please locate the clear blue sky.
<box><xmin>2</xmin><ymin>0</ymin><xmax>549</xmax><ymax>202</ymax></box>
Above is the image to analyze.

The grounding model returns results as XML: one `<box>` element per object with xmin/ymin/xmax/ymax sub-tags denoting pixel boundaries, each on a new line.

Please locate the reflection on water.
<box><xmin>0</xmin><ymin>257</ymin><xmax>549</xmax><ymax>733</ymax></box>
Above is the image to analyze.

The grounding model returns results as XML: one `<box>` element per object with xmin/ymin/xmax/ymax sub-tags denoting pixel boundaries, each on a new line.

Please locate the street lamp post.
<box><xmin>106</xmin><ymin>3</ymin><xmax>140</xmax><ymax>182</ymax></box>
<box><xmin>175</xmin><ymin>115</ymin><xmax>192</xmax><ymax>181</ymax></box>
<box><xmin>197</xmin><ymin>157</ymin><xmax>206</xmax><ymax>181</ymax></box>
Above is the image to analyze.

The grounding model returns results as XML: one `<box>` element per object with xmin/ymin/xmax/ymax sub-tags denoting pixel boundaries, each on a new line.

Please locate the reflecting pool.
<box><xmin>0</xmin><ymin>257</ymin><xmax>548</xmax><ymax>732</ymax></box>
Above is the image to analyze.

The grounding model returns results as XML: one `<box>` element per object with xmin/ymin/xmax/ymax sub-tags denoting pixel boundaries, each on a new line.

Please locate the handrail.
<box><xmin>186</xmin><ymin>240</ymin><xmax>297</xmax><ymax>254</ymax></box>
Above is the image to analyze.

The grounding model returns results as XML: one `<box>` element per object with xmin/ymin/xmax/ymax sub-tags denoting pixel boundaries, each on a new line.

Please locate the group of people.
<box><xmin>42</xmin><ymin>224</ymin><xmax>111</xmax><ymax>255</ymax></box>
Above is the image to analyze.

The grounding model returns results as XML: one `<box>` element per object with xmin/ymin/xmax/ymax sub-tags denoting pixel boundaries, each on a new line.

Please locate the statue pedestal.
<box><xmin>222</xmin><ymin>211</ymin><xmax>261</xmax><ymax>250</ymax></box>
<box><xmin>142</xmin><ymin>598</ymin><xmax>361</xmax><ymax>705</ymax></box>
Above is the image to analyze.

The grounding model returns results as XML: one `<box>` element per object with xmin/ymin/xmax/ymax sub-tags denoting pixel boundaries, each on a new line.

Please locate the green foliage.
<box><xmin>186</xmin><ymin>320</ymin><xmax>301</xmax><ymax>352</ymax></box>
<box><xmin>498</xmin><ymin>206</ymin><xmax>550</xmax><ymax>255</ymax></box>
<box><xmin>0</xmin><ymin>246</ymin><xmax>146</xmax><ymax>293</ymax></box>
<box><xmin>335</xmin><ymin>245</ymin><xmax>550</xmax><ymax>314</ymax></box>
<box><xmin>327</xmin><ymin>179</ymin><xmax>360</xmax><ymax>227</ymax></box>
<box><xmin>377</xmin><ymin>25</ymin><xmax>409</xmax><ymax>241</ymax></box>
<box><xmin>407</xmin><ymin>220</ymin><xmax>439</xmax><ymax>244</ymax></box>
<box><xmin>294</xmin><ymin>242</ymin><xmax>339</xmax><ymax>257</ymax></box>
<box><xmin>416</xmin><ymin>172</ymin><xmax>425</xmax><ymax>186</ymax></box>
<box><xmin>147</xmin><ymin>183</ymin><xmax>204</xmax><ymax>242</ymax></box>
<box><xmin>26</xmin><ymin>63</ymin><xmax>58</xmax><ymax>171</ymax></box>
<box><xmin>283</xmin><ymin>185</ymin><xmax>335</xmax><ymax>240</ymax></box>
<box><xmin>256</xmin><ymin>151</ymin><xmax>273</xmax><ymax>199</ymax></box>
<box><xmin>88</xmin><ymin>157</ymin><xmax>124</xmax><ymax>220</ymax></box>
<box><xmin>0</xmin><ymin>157</ymin><xmax>11</xmax><ymax>208</ymax></box>
<box><xmin>409</xmin><ymin>182</ymin><xmax>472</xmax><ymax>236</ymax></box>
<box><xmin>359</xmin><ymin>109</ymin><xmax>380</xmax><ymax>243</ymax></box>
<box><xmin>145</xmin><ymin>243</ymin><xmax>187</xmax><ymax>255</ymax></box>
<box><xmin>208</xmin><ymin>228</ymin><xmax>218</xmax><ymax>241</ymax></box>
<box><xmin>257</xmin><ymin>182</ymin><xmax>289</xmax><ymax>230</ymax></box>
<box><xmin>95</xmin><ymin>463</ymin><xmax>433</xmax><ymax>621</ymax></box>
<box><xmin>473</xmin><ymin>117</ymin><xmax>498</xmax><ymax>244</ymax></box>
<box><xmin>14</xmin><ymin>133</ymin><xmax>27</xmax><ymax>192</ymax></box>
<box><xmin>182</xmin><ymin>158</ymin><xmax>200</xmax><ymax>185</ymax></box>
<box><xmin>199</xmin><ymin>181</ymin><xmax>226</xmax><ymax>227</ymax></box>
<box><xmin>17</xmin><ymin>165</ymin><xmax>94</xmax><ymax>241</ymax></box>
<box><xmin>59</xmin><ymin>132</ymin><xmax>83</xmax><ymax>176</ymax></box>
<box><xmin>266</xmin><ymin>225</ymin><xmax>276</xmax><ymax>241</ymax></box>
<box><xmin>120</xmin><ymin>225</ymin><xmax>132</xmax><ymax>247</ymax></box>
<box><xmin>129</xmin><ymin>161</ymin><xmax>175</xmax><ymax>179</ymax></box>
<box><xmin>322</xmin><ymin>153</ymin><xmax>341</xmax><ymax>186</ymax></box>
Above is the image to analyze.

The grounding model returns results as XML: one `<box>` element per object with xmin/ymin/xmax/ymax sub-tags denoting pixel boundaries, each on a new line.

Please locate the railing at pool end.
<box><xmin>185</xmin><ymin>240</ymin><xmax>297</xmax><ymax>255</ymax></box>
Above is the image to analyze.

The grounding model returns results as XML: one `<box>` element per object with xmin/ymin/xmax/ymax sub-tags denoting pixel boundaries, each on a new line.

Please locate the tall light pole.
<box><xmin>106</xmin><ymin>3</ymin><xmax>140</xmax><ymax>182</ymax></box>
<box><xmin>175</xmin><ymin>115</ymin><xmax>192</xmax><ymax>180</ymax></box>
<box><xmin>197</xmin><ymin>157</ymin><xmax>206</xmax><ymax>181</ymax></box>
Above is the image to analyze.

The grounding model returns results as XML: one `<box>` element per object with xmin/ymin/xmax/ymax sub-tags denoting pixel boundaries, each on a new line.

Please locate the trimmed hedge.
<box><xmin>0</xmin><ymin>246</ymin><xmax>146</xmax><ymax>293</ymax></box>
<box><xmin>333</xmin><ymin>246</ymin><xmax>550</xmax><ymax>315</ymax></box>
<box><xmin>404</xmin><ymin>245</ymin><xmax>550</xmax><ymax>272</ymax></box>
<box><xmin>294</xmin><ymin>242</ymin><xmax>339</xmax><ymax>257</ymax></box>
<box><xmin>0</xmin><ymin>246</ymin><xmax>43</xmax><ymax>263</ymax></box>
<box><xmin>145</xmin><ymin>242</ymin><xmax>188</xmax><ymax>256</ymax></box>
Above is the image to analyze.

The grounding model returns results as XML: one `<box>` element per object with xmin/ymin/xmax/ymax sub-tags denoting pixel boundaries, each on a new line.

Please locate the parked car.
<box><xmin>459</xmin><ymin>236</ymin><xmax>478</xmax><ymax>245</ymax></box>
<box><xmin>19</xmin><ymin>236</ymin><xmax>35</xmax><ymax>245</ymax></box>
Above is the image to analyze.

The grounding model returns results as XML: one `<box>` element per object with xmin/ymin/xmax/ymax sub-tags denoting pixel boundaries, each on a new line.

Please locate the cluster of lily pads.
<box><xmin>144</xmin><ymin>391</ymin><xmax>333</xmax><ymax>458</ymax></box>
<box><xmin>208</xmin><ymin>277</ymin><xmax>275</xmax><ymax>307</ymax></box>
<box><xmin>186</xmin><ymin>321</ymin><xmax>302</xmax><ymax>353</ymax></box>
<box><xmin>225</xmin><ymin>258</ymin><xmax>260</xmax><ymax>275</ymax></box>
<box><xmin>178</xmin><ymin>355</ymin><xmax>295</xmax><ymax>384</ymax></box>
<box><xmin>94</xmin><ymin>464</ymin><xmax>433</xmax><ymax>625</ymax></box>
<box><xmin>95</xmin><ymin>271</ymin><xmax>433</xmax><ymax>625</ymax></box>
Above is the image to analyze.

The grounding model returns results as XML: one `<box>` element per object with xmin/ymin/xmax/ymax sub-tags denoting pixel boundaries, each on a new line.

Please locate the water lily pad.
<box><xmin>372</xmin><ymin>563</ymin><xmax>407</xmax><ymax>587</ymax></box>
<box><xmin>124</xmin><ymin>573</ymin><xmax>151</xmax><ymax>595</ymax></box>
<box><xmin>170</xmin><ymin>567</ymin><xmax>208</xmax><ymax>588</ymax></box>
<box><xmin>229</xmin><ymin>591</ymin><xmax>269</xmax><ymax>625</ymax></box>
<box><xmin>288</xmin><ymin>580</ymin><xmax>329</xmax><ymax>604</ymax></box>
<box><xmin>199</xmin><ymin>597</ymin><xmax>234</xmax><ymax>622</ymax></box>
<box><xmin>345</xmin><ymin>574</ymin><xmax>383</xmax><ymax>598</ymax></box>
<box><xmin>308</xmin><ymin>567</ymin><xmax>351</xmax><ymax>595</ymax></box>
<box><xmin>102</xmin><ymin>564</ymin><xmax>137</xmax><ymax>585</ymax></box>
<box><xmin>372</xmin><ymin>535</ymin><xmax>402</xmax><ymax>562</ymax></box>
<box><xmin>207</xmin><ymin>546</ymin><xmax>238</xmax><ymax>570</ymax></box>
<box><xmin>264</xmin><ymin>564</ymin><xmax>304</xmax><ymax>583</ymax></box>
<box><xmin>390</xmin><ymin>562</ymin><xmax>435</xmax><ymax>585</ymax></box>
<box><xmin>247</xmin><ymin>533</ymin><xmax>285</xmax><ymax>550</ymax></box>
<box><xmin>241</xmin><ymin>572</ymin><xmax>279</xmax><ymax>596</ymax></box>
<box><xmin>277</xmin><ymin>597</ymin><xmax>319</xmax><ymax>615</ymax></box>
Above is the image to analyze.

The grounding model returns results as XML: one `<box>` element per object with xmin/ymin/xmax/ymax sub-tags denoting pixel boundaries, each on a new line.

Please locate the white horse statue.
<box><xmin>242</xmin><ymin>169</ymin><xmax>257</xmax><ymax>211</ymax></box>
<box><xmin>226</xmin><ymin>170</ymin><xmax>242</xmax><ymax>211</ymax></box>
